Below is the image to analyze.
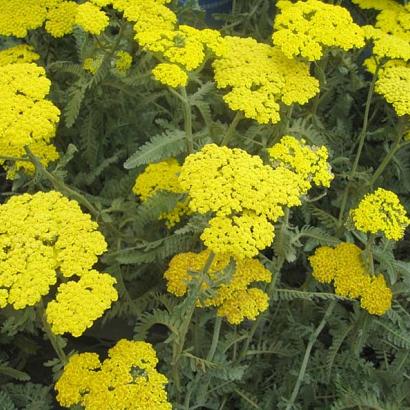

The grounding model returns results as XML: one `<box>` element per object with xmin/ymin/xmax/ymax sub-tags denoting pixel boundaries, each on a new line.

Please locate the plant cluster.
<box><xmin>0</xmin><ymin>0</ymin><xmax>409</xmax><ymax>409</ymax></box>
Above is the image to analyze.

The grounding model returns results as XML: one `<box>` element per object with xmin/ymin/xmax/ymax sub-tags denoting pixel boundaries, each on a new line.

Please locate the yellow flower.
<box><xmin>75</xmin><ymin>2</ymin><xmax>109</xmax><ymax>35</ymax></box>
<box><xmin>55</xmin><ymin>340</ymin><xmax>171</xmax><ymax>410</ymax></box>
<box><xmin>152</xmin><ymin>63</ymin><xmax>188</xmax><ymax>88</ymax></box>
<box><xmin>46</xmin><ymin>270</ymin><xmax>118</xmax><ymax>337</ymax></box>
<box><xmin>351</xmin><ymin>188</ymin><xmax>409</xmax><ymax>241</ymax></box>
<box><xmin>363</xmin><ymin>26</ymin><xmax>410</xmax><ymax>61</ymax></box>
<box><xmin>310</xmin><ymin>242</ymin><xmax>392</xmax><ymax>315</ymax></box>
<box><xmin>133</xmin><ymin>159</ymin><xmax>190</xmax><ymax>227</ymax></box>
<box><xmin>360</xmin><ymin>275</ymin><xmax>392</xmax><ymax>315</ymax></box>
<box><xmin>45</xmin><ymin>1</ymin><xmax>78</xmax><ymax>37</ymax></box>
<box><xmin>309</xmin><ymin>246</ymin><xmax>338</xmax><ymax>284</ymax></box>
<box><xmin>268</xmin><ymin>135</ymin><xmax>333</xmax><ymax>189</ymax></box>
<box><xmin>375</xmin><ymin>63</ymin><xmax>410</xmax><ymax>116</ymax></box>
<box><xmin>0</xmin><ymin>191</ymin><xmax>108</xmax><ymax>310</ymax></box>
<box><xmin>217</xmin><ymin>288</ymin><xmax>269</xmax><ymax>325</ymax></box>
<box><xmin>137</xmin><ymin>25</ymin><xmax>206</xmax><ymax>71</ymax></box>
<box><xmin>201</xmin><ymin>213</ymin><xmax>274</xmax><ymax>259</ymax></box>
<box><xmin>115</xmin><ymin>50</ymin><xmax>132</xmax><ymax>72</ymax></box>
<box><xmin>164</xmin><ymin>250</ymin><xmax>271</xmax><ymax>324</ymax></box>
<box><xmin>212</xmin><ymin>36</ymin><xmax>319</xmax><ymax>124</ymax></box>
<box><xmin>273</xmin><ymin>0</ymin><xmax>365</xmax><ymax>61</ymax></box>
<box><xmin>83</xmin><ymin>56</ymin><xmax>103</xmax><ymax>74</ymax></box>
<box><xmin>179</xmin><ymin>144</ymin><xmax>303</xmax><ymax>220</ymax></box>
<box><xmin>0</xmin><ymin>45</ymin><xmax>39</xmax><ymax>66</ymax></box>
<box><xmin>331</xmin><ymin>243</ymin><xmax>370</xmax><ymax>299</ymax></box>
<box><xmin>179</xmin><ymin>144</ymin><xmax>328</xmax><ymax>257</ymax></box>
<box><xmin>0</xmin><ymin>0</ymin><xmax>48</xmax><ymax>37</ymax></box>
<box><xmin>0</xmin><ymin>61</ymin><xmax>60</xmax><ymax>178</ymax></box>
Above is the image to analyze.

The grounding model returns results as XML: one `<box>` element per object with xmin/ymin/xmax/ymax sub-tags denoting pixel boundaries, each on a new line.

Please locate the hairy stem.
<box><xmin>207</xmin><ymin>316</ymin><xmax>222</xmax><ymax>362</ymax></box>
<box><xmin>37</xmin><ymin>302</ymin><xmax>67</xmax><ymax>365</ymax></box>
<box><xmin>286</xmin><ymin>300</ymin><xmax>336</xmax><ymax>410</ymax></box>
<box><xmin>221</xmin><ymin>111</ymin><xmax>243</xmax><ymax>146</ymax></box>
<box><xmin>24</xmin><ymin>146</ymin><xmax>99</xmax><ymax>218</ymax></box>
<box><xmin>181</xmin><ymin>87</ymin><xmax>194</xmax><ymax>154</ymax></box>
<box><xmin>338</xmin><ymin>65</ymin><xmax>380</xmax><ymax>226</ymax></box>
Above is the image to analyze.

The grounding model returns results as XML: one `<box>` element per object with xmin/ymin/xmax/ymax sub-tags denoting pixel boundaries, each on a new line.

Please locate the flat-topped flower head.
<box><xmin>268</xmin><ymin>135</ymin><xmax>333</xmax><ymax>189</ymax></box>
<box><xmin>164</xmin><ymin>250</ymin><xmax>271</xmax><ymax>324</ymax></box>
<box><xmin>55</xmin><ymin>339</ymin><xmax>171</xmax><ymax>410</ymax></box>
<box><xmin>212</xmin><ymin>36</ymin><xmax>319</xmax><ymax>124</ymax></box>
<box><xmin>0</xmin><ymin>45</ymin><xmax>39</xmax><ymax>66</ymax></box>
<box><xmin>152</xmin><ymin>63</ymin><xmax>188</xmax><ymax>88</ymax></box>
<box><xmin>46</xmin><ymin>270</ymin><xmax>118</xmax><ymax>337</ymax></box>
<box><xmin>75</xmin><ymin>2</ymin><xmax>109</xmax><ymax>35</ymax></box>
<box><xmin>273</xmin><ymin>0</ymin><xmax>364</xmax><ymax>61</ymax></box>
<box><xmin>179</xmin><ymin>144</ymin><xmax>303</xmax><ymax>220</ymax></box>
<box><xmin>351</xmin><ymin>188</ymin><xmax>409</xmax><ymax>241</ymax></box>
<box><xmin>0</xmin><ymin>191</ymin><xmax>108</xmax><ymax>310</ymax></box>
<box><xmin>375</xmin><ymin>63</ymin><xmax>410</xmax><ymax>116</ymax></box>
<box><xmin>310</xmin><ymin>242</ymin><xmax>392</xmax><ymax>315</ymax></box>
<box><xmin>0</xmin><ymin>61</ymin><xmax>60</xmax><ymax>178</ymax></box>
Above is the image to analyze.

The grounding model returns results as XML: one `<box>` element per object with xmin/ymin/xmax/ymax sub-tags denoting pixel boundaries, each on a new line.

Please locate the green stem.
<box><xmin>0</xmin><ymin>155</ymin><xmax>31</xmax><ymax>162</ymax></box>
<box><xmin>38</xmin><ymin>302</ymin><xmax>67</xmax><ymax>365</ymax></box>
<box><xmin>24</xmin><ymin>146</ymin><xmax>99</xmax><ymax>218</ymax></box>
<box><xmin>221</xmin><ymin>111</ymin><xmax>243</xmax><ymax>146</ymax></box>
<box><xmin>206</xmin><ymin>316</ymin><xmax>222</xmax><ymax>362</ymax></box>
<box><xmin>181</xmin><ymin>87</ymin><xmax>194</xmax><ymax>154</ymax></box>
<box><xmin>368</xmin><ymin>131</ymin><xmax>404</xmax><ymax>188</ymax></box>
<box><xmin>337</xmin><ymin>65</ymin><xmax>380</xmax><ymax>226</ymax></box>
<box><xmin>286</xmin><ymin>300</ymin><xmax>336</xmax><ymax>410</ymax></box>
<box><xmin>172</xmin><ymin>252</ymin><xmax>216</xmax><ymax>395</ymax></box>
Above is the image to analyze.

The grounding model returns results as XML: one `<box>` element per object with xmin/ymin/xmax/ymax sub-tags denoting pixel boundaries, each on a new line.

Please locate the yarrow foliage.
<box><xmin>133</xmin><ymin>159</ymin><xmax>190</xmax><ymax>227</ymax></box>
<box><xmin>55</xmin><ymin>339</ymin><xmax>171</xmax><ymax>409</ymax></box>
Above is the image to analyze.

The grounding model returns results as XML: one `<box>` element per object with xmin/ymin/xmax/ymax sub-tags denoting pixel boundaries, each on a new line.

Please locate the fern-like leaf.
<box><xmin>124</xmin><ymin>129</ymin><xmax>187</xmax><ymax>169</ymax></box>
<box><xmin>64</xmin><ymin>79</ymin><xmax>88</xmax><ymax>128</ymax></box>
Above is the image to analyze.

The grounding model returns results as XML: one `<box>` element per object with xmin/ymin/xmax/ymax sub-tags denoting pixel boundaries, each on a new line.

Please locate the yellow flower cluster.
<box><xmin>55</xmin><ymin>339</ymin><xmax>171</xmax><ymax>410</ymax></box>
<box><xmin>115</xmin><ymin>50</ymin><xmax>133</xmax><ymax>72</ymax></box>
<box><xmin>273</xmin><ymin>0</ymin><xmax>364</xmax><ymax>61</ymax></box>
<box><xmin>75</xmin><ymin>2</ymin><xmax>109</xmax><ymax>35</ymax></box>
<box><xmin>363</xmin><ymin>26</ymin><xmax>410</xmax><ymax>62</ymax></box>
<box><xmin>212</xmin><ymin>36</ymin><xmax>319</xmax><ymax>124</ymax></box>
<box><xmin>310</xmin><ymin>243</ymin><xmax>392</xmax><ymax>315</ymax></box>
<box><xmin>83</xmin><ymin>57</ymin><xmax>102</xmax><ymax>74</ymax></box>
<box><xmin>179</xmin><ymin>143</ymin><xmax>331</xmax><ymax>257</ymax></box>
<box><xmin>357</xmin><ymin>2</ymin><xmax>410</xmax><ymax>115</ymax></box>
<box><xmin>46</xmin><ymin>270</ymin><xmax>118</xmax><ymax>337</ymax></box>
<box><xmin>0</xmin><ymin>191</ymin><xmax>117</xmax><ymax>335</ymax></box>
<box><xmin>133</xmin><ymin>159</ymin><xmax>190</xmax><ymax>227</ymax></box>
<box><xmin>45</xmin><ymin>1</ymin><xmax>78</xmax><ymax>38</ymax></box>
<box><xmin>375</xmin><ymin>63</ymin><xmax>410</xmax><ymax>116</ymax></box>
<box><xmin>0</xmin><ymin>54</ymin><xmax>60</xmax><ymax>178</ymax></box>
<box><xmin>164</xmin><ymin>250</ymin><xmax>271</xmax><ymax>324</ymax></box>
<box><xmin>152</xmin><ymin>63</ymin><xmax>188</xmax><ymax>88</ymax></box>
<box><xmin>0</xmin><ymin>45</ymin><xmax>39</xmax><ymax>66</ymax></box>
<box><xmin>0</xmin><ymin>0</ymin><xmax>113</xmax><ymax>38</ymax></box>
<box><xmin>351</xmin><ymin>188</ymin><xmax>409</xmax><ymax>241</ymax></box>
<box><xmin>267</xmin><ymin>135</ymin><xmax>333</xmax><ymax>189</ymax></box>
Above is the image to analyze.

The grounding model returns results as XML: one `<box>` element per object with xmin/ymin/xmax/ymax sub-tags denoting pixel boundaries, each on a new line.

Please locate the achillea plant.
<box><xmin>0</xmin><ymin>1</ymin><xmax>409</xmax><ymax>409</ymax></box>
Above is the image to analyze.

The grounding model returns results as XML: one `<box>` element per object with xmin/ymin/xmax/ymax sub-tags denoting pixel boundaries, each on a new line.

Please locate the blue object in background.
<box><xmin>180</xmin><ymin>0</ymin><xmax>233</xmax><ymax>21</ymax></box>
